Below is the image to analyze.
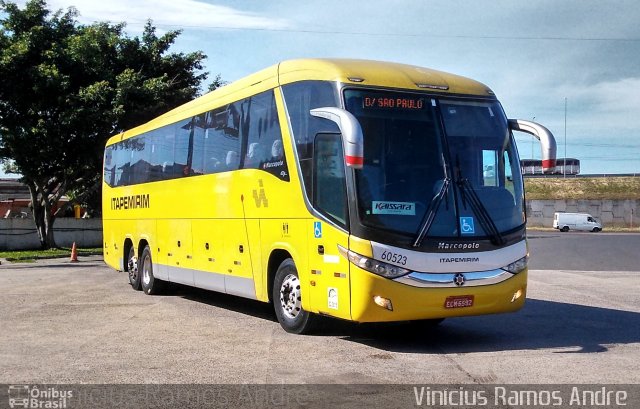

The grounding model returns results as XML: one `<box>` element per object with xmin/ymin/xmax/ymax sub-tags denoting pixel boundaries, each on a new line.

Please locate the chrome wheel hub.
<box><xmin>279</xmin><ymin>274</ymin><xmax>301</xmax><ymax>320</ymax></box>
<box><xmin>128</xmin><ymin>256</ymin><xmax>138</xmax><ymax>280</ymax></box>
<box><xmin>142</xmin><ymin>254</ymin><xmax>151</xmax><ymax>286</ymax></box>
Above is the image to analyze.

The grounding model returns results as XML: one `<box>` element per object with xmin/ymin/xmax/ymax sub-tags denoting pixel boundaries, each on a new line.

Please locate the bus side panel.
<box><xmin>243</xmin><ymin>219</ymin><xmax>265</xmax><ymax>301</ymax></box>
<box><xmin>158</xmin><ymin>219</ymin><xmax>194</xmax><ymax>286</ymax></box>
<box><xmin>307</xmin><ymin>218</ymin><xmax>351</xmax><ymax>320</ymax></box>
<box><xmin>223</xmin><ymin>218</ymin><xmax>256</xmax><ymax>299</ymax></box>
<box><xmin>191</xmin><ymin>219</ymin><xmax>225</xmax><ymax>292</ymax></box>
<box><xmin>259</xmin><ymin>219</ymin><xmax>309</xmax><ymax>308</ymax></box>
<box><xmin>102</xmin><ymin>218</ymin><xmax>121</xmax><ymax>271</ymax></box>
<box><xmin>136</xmin><ymin>219</ymin><xmax>156</xmax><ymax>252</ymax></box>
<box><xmin>154</xmin><ymin>219</ymin><xmax>168</xmax><ymax>280</ymax></box>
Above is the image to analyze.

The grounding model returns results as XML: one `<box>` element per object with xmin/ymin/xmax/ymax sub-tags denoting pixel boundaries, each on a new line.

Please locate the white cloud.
<box><xmin>566</xmin><ymin>78</ymin><xmax>640</xmax><ymax>114</ymax></box>
<box><xmin>550</xmin><ymin>77</ymin><xmax>640</xmax><ymax>132</ymax></box>
<box><xmin>32</xmin><ymin>0</ymin><xmax>289</xmax><ymax>30</ymax></box>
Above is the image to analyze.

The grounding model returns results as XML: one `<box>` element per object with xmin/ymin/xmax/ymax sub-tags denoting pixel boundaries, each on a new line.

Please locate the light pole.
<box><xmin>564</xmin><ymin>98</ymin><xmax>567</xmax><ymax>178</ymax></box>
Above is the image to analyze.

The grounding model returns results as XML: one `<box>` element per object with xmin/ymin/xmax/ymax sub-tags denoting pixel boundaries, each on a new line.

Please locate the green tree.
<box><xmin>0</xmin><ymin>0</ymin><xmax>214</xmax><ymax>248</ymax></box>
<box><xmin>207</xmin><ymin>73</ymin><xmax>228</xmax><ymax>92</ymax></box>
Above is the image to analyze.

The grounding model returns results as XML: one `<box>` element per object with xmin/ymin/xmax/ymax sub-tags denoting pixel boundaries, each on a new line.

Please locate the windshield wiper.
<box><xmin>412</xmin><ymin>177</ymin><xmax>450</xmax><ymax>247</ymax></box>
<box><xmin>457</xmin><ymin>177</ymin><xmax>505</xmax><ymax>245</ymax></box>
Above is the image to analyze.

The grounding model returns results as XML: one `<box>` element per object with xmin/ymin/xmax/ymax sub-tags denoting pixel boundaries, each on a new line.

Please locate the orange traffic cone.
<box><xmin>70</xmin><ymin>242</ymin><xmax>79</xmax><ymax>262</ymax></box>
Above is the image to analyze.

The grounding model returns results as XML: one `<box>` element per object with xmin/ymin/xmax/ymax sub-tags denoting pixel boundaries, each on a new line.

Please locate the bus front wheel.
<box><xmin>127</xmin><ymin>246</ymin><xmax>141</xmax><ymax>291</ymax></box>
<box><xmin>140</xmin><ymin>245</ymin><xmax>165</xmax><ymax>295</ymax></box>
<box><xmin>273</xmin><ymin>258</ymin><xmax>316</xmax><ymax>334</ymax></box>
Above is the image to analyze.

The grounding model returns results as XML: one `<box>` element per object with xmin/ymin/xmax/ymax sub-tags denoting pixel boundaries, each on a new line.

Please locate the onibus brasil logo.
<box><xmin>8</xmin><ymin>385</ymin><xmax>73</xmax><ymax>408</ymax></box>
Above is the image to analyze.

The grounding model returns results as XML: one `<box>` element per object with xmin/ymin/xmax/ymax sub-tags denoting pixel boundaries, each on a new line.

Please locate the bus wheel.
<box><xmin>127</xmin><ymin>247</ymin><xmax>141</xmax><ymax>291</ymax></box>
<box><xmin>560</xmin><ymin>226</ymin><xmax>569</xmax><ymax>232</ymax></box>
<box><xmin>273</xmin><ymin>258</ymin><xmax>315</xmax><ymax>334</ymax></box>
<box><xmin>140</xmin><ymin>245</ymin><xmax>165</xmax><ymax>295</ymax></box>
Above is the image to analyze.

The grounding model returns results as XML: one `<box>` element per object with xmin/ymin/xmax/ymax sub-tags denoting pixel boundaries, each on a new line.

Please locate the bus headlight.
<box><xmin>502</xmin><ymin>255</ymin><xmax>529</xmax><ymax>274</ymax></box>
<box><xmin>338</xmin><ymin>246</ymin><xmax>410</xmax><ymax>279</ymax></box>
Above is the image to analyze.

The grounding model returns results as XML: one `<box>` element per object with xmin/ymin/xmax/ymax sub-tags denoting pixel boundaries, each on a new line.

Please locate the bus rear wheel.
<box><xmin>140</xmin><ymin>245</ymin><xmax>165</xmax><ymax>295</ymax></box>
<box><xmin>127</xmin><ymin>246</ymin><xmax>141</xmax><ymax>291</ymax></box>
<box><xmin>273</xmin><ymin>258</ymin><xmax>316</xmax><ymax>334</ymax></box>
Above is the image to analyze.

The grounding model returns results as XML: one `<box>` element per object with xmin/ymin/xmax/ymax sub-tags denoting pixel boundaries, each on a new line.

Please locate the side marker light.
<box><xmin>511</xmin><ymin>289</ymin><xmax>523</xmax><ymax>303</ymax></box>
<box><xmin>374</xmin><ymin>296</ymin><xmax>393</xmax><ymax>311</ymax></box>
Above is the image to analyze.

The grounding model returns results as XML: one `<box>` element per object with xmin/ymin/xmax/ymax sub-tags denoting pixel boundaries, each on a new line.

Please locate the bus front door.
<box><xmin>307</xmin><ymin>219</ymin><xmax>351</xmax><ymax>320</ymax></box>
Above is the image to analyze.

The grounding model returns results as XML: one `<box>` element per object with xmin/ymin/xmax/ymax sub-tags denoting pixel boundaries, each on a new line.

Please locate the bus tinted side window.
<box><xmin>153</xmin><ymin>123</ymin><xmax>177</xmax><ymax>179</ymax></box>
<box><xmin>103</xmin><ymin>146</ymin><xmax>116</xmax><ymax>186</ymax></box>
<box><xmin>112</xmin><ymin>142</ymin><xmax>130</xmax><ymax>186</ymax></box>
<box><xmin>314</xmin><ymin>133</ymin><xmax>348</xmax><ymax>227</ymax></box>
<box><xmin>243</xmin><ymin>90</ymin><xmax>289</xmax><ymax>181</ymax></box>
<box><xmin>129</xmin><ymin>136</ymin><xmax>149</xmax><ymax>184</ymax></box>
<box><xmin>104</xmin><ymin>89</ymin><xmax>292</xmax><ymax>187</ymax></box>
<box><xmin>174</xmin><ymin>118</ymin><xmax>193</xmax><ymax>177</ymax></box>
<box><xmin>282</xmin><ymin>81</ymin><xmax>339</xmax><ymax>198</ymax></box>
<box><xmin>203</xmin><ymin>102</ymin><xmax>241</xmax><ymax>173</ymax></box>
<box><xmin>191</xmin><ymin>114</ymin><xmax>207</xmax><ymax>175</ymax></box>
<box><xmin>146</xmin><ymin>128</ymin><xmax>163</xmax><ymax>182</ymax></box>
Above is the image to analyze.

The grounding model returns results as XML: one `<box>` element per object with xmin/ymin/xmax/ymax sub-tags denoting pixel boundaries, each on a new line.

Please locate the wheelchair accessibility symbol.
<box><xmin>314</xmin><ymin>221</ymin><xmax>322</xmax><ymax>238</ymax></box>
<box><xmin>460</xmin><ymin>217</ymin><xmax>475</xmax><ymax>235</ymax></box>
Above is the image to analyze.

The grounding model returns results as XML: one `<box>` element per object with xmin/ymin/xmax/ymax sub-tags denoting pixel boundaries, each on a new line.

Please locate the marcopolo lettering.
<box><xmin>438</xmin><ymin>242</ymin><xmax>480</xmax><ymax>250</ymax></box>
<box><xmin>111</xmin><ymin>194</ymin><xmax>150</xmax><ymax>210</ymax></box>
<box><xmin>262</xmin><ymin>160</ymin><xmax>284</xmax><ymax>169</ymax></box>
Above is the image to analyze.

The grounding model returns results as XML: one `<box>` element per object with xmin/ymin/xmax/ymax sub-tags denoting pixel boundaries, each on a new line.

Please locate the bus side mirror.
<box><xmin>310</xmin><ymin>107</ymin><xmax>364</xmax><ymax>169</ymax></box>
<box><xmin>509</xmin><ymin>119</ymin><xmax>557</xmax><ymax>174</ymax></box>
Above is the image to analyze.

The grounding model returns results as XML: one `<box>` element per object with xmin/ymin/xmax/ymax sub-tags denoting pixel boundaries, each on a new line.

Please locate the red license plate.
<box><xmin>444</xmin><ymin>295</ymin><xmax>474</xmax><ymax>309</ymax></box>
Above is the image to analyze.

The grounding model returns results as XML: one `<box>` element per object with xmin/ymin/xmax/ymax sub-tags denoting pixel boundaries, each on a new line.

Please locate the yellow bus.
<box><xmin>103</xmin><ymin>59</ymin><xmax>557</xmax><ymax>334</ymax></box>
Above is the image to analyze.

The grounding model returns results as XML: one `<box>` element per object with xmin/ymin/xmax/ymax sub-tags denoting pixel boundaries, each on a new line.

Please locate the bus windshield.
<box><xmin>344</xmin><ymin>89</ymin><xmax>524</xmax><ymax>240</ymax></box>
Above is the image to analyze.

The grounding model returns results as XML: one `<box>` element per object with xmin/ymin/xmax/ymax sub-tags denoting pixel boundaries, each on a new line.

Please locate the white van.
<box><xmin>553</xmin><ymin>212</ymin><xmax>602</xmax><ymax>232</ymax></box>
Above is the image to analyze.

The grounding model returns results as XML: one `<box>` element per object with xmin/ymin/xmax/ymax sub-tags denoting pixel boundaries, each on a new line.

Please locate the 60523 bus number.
<box><xmin>380</xmin><ymin>251</ymin><xmax>408</xmax><ymax>265</ymax></box>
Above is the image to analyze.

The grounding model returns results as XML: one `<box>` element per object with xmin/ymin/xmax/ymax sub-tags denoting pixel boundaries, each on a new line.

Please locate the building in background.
<box><xmin>0</xmin><ymin>178</ymin><xmax>30</xmax><ymax>218</ymax></box>
<box><xmin>0</xmin><ymin>179</ymin><xmax>73</xmax><ymax>218</ymax></box>
<box><xmin>521</xmin><ymin>158</ymin><xmax>580</xmax><ymax>176</ymax></box>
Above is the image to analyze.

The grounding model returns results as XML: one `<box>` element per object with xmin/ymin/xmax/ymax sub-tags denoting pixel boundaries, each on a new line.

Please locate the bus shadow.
<box><xmin>335</xmin><ymin>299</ymin><xmax>640</xmax><ymax>354</ymax></box>
<box><xmin>157</xmin><ymin>283</ymin><xmax>640</xmax><ymax>354</ymax></box>
<box><xmin>167</xmin><ymin>282</ymin><xmax>278</xmax><ymax>323</ymax></box>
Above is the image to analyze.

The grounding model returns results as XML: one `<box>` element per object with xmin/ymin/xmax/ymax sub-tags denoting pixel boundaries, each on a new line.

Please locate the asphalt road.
<box><xmin>527</xmin><ymin>231</ymin><xmax>640</xmax><ymax>271</ymax></box>
<box><xmin>1</xmin><ymin>233</ymin><xmax>638</xmax><ymax>389</ymax></box>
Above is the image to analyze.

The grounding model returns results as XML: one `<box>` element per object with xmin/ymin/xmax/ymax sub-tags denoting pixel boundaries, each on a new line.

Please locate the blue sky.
<box><xmin>4</xmin><ymin>0</ymin><xmax>640</xmax><ymax>176</ymax></box>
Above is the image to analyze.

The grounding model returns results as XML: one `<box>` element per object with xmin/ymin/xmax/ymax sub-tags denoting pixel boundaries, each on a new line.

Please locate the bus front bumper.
<box><xmin>349</xmin><ymin>267</ymin><xmax>527</xmax><ymax>322</ymax></box>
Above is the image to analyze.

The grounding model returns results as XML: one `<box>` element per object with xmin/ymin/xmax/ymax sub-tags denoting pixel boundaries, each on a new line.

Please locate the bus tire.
<box><xmin>127</xmin><ymin>246</ymin><xmax>142</xmax><ymax>291</ymax></box>
<box><xmin>273</xmin><ymin>258</ymin><xmax>315</xmax><ymax>334</ymax></box>
<box><xmin>560</xmin><ymin>226</ymin><xmax>569</xmax><ymax>232</ymax></box>
<box><xmin>140</xmin><ymin>245</ymin><xmax>165</xmax><ymax>295</ymax></box>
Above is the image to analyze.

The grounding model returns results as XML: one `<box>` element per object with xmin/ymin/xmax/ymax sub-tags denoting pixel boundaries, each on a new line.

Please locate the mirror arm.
<box><xmin>509</xmin><ymin>119</ymin><xmax>557</xmax><ymax>173</ymax></box>
<box><xmin>310</xmin><ymin>107</ymin><xmax>364</xmax><ymax>169</ymax></box>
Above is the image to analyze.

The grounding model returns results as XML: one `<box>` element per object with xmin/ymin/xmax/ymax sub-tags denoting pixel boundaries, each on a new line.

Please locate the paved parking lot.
<box><xmin>1</xmin><ymin>239</ymin><xmax>638</xmax><ymax>386</ymax></box>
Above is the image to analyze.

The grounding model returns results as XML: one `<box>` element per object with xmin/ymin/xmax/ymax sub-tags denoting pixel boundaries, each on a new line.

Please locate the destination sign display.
<box><xmin>363</xmin><ymin>95</ymin><xmax>425</xmax><ymax>110</ymax></box>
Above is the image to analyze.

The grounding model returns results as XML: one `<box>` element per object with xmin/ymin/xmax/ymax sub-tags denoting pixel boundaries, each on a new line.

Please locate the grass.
<box><xmin>0</xmin><ymin>247</ymin><xmax>103</xmax><ymax>263</ymax></box>
<box><xmin>525</xmin><ymin>176</ymin><xmax>640</xmax><ymax>200</ymax></box>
